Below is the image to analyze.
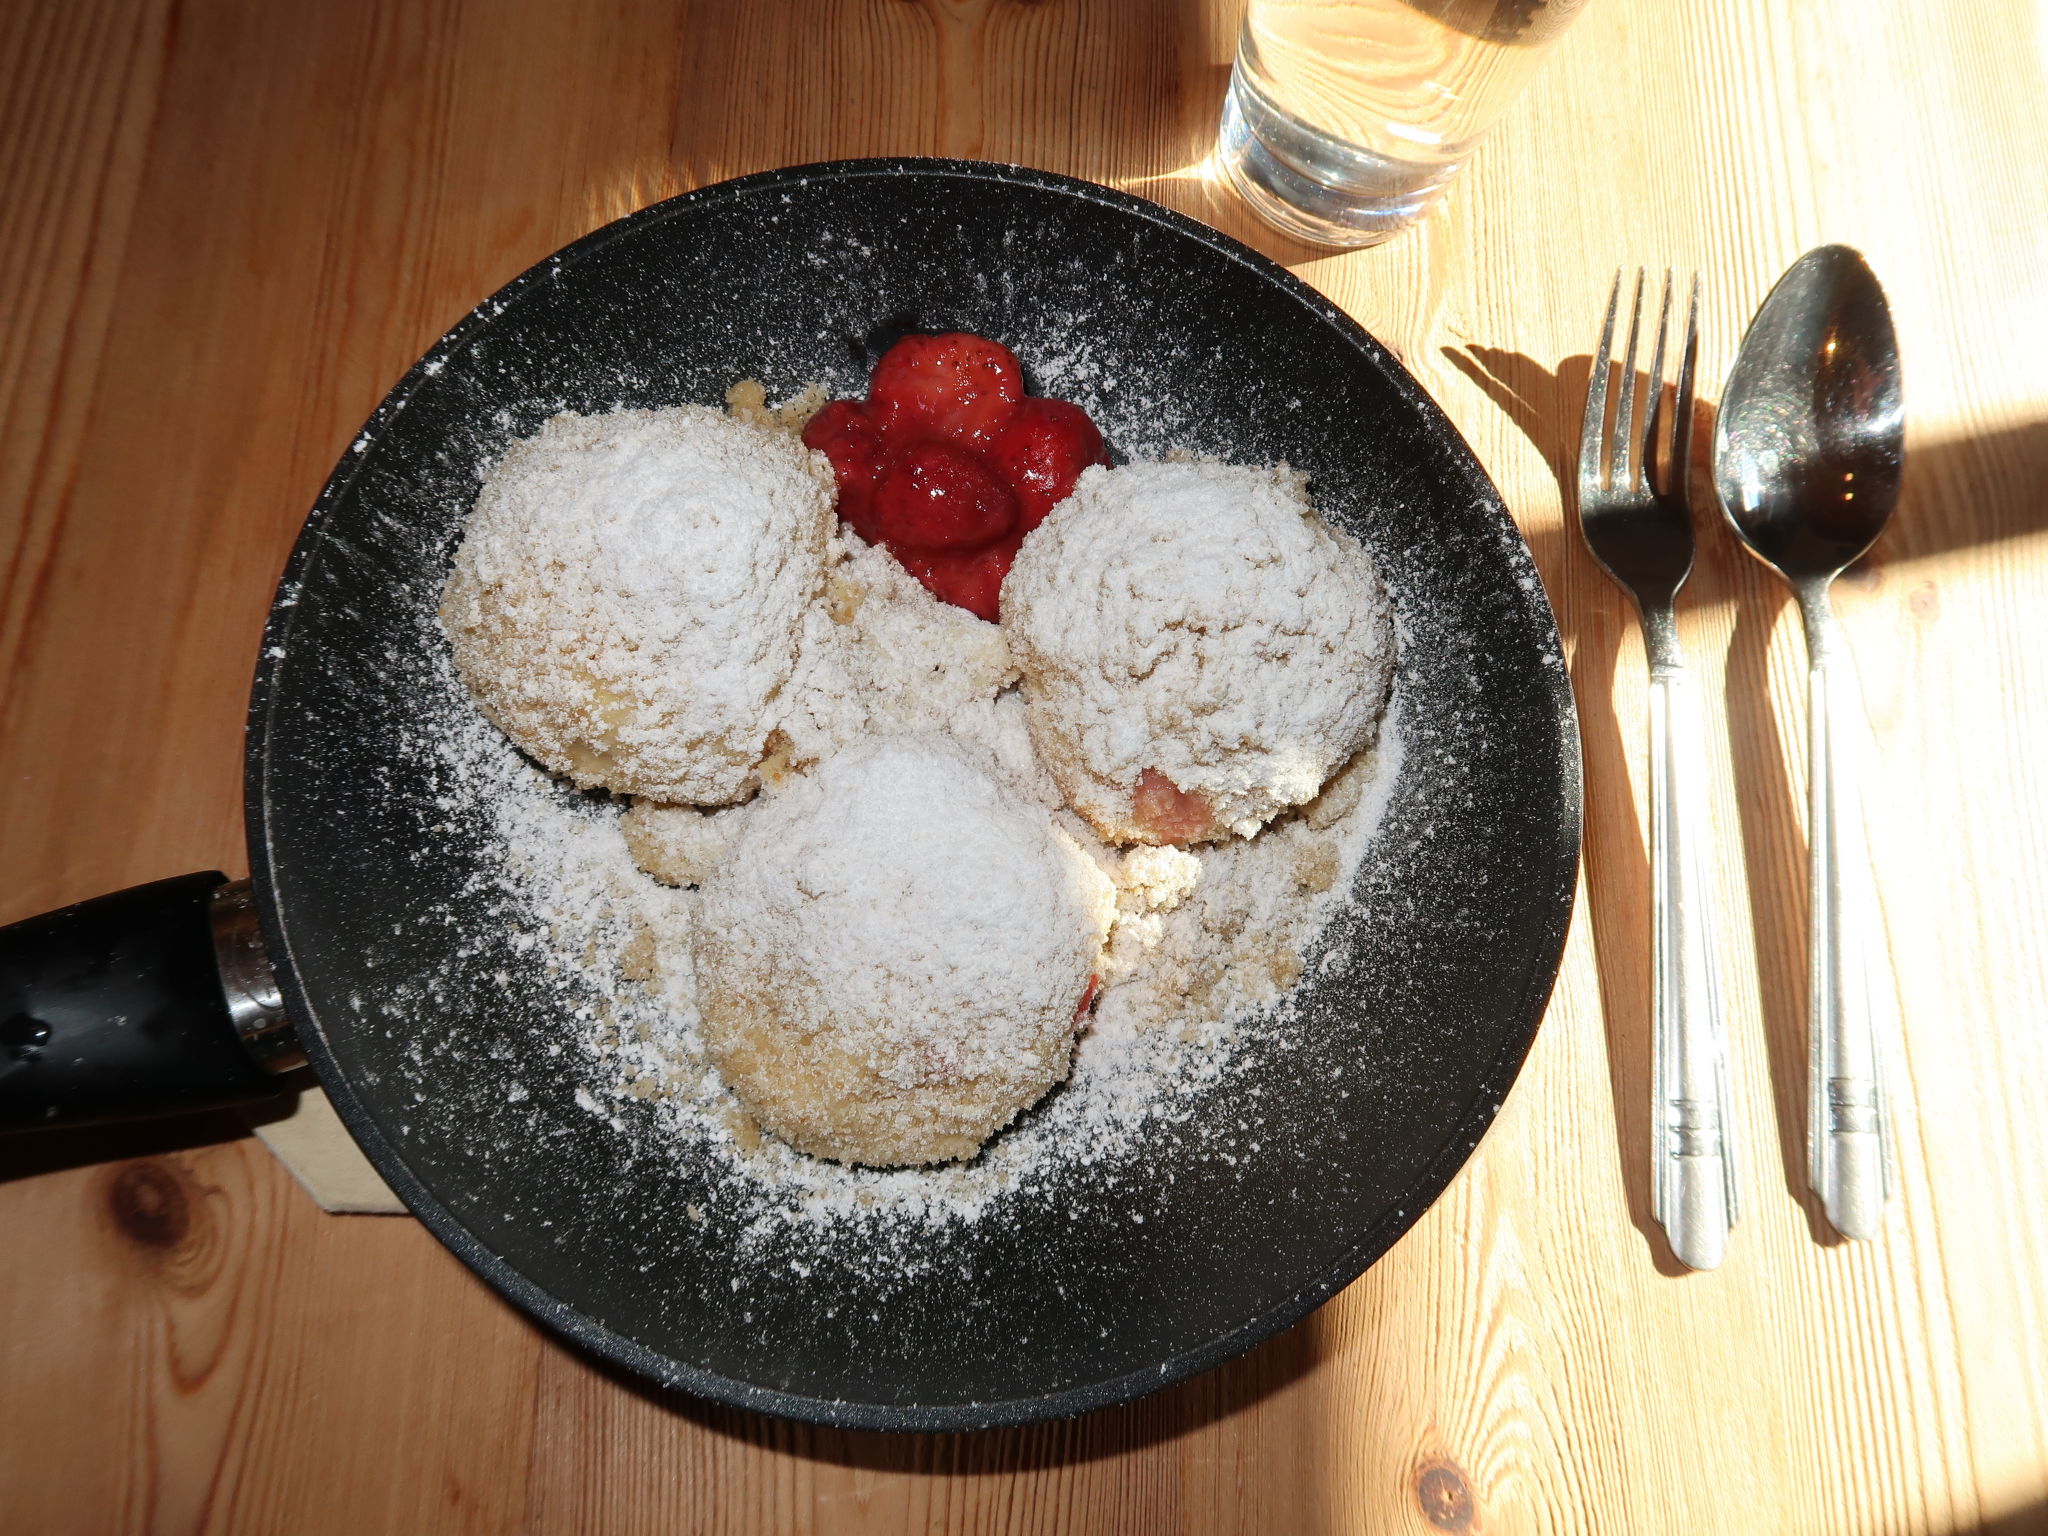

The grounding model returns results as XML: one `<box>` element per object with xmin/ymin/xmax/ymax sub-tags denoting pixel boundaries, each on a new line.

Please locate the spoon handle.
<box><xmin>1645</xmin><ymin>626</ymin><xmax>1739</xmax><ymax>1270</ymax></box>
<box><xmin>1800</xmin><ymin>583</ymin><xmax>1892</xmax><ymax>1240</ymax></box>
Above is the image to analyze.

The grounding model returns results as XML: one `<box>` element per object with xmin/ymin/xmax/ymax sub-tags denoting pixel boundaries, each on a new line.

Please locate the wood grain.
<box><xmin>3</xmin><ymin>1</ymin><xmax>2046</xmax><ymax>1532</ymax></box>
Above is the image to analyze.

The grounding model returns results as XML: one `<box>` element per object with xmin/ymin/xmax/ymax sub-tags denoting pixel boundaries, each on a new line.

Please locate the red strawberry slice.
<box><xmin>1130</xmin><ymin>768</ymin><xmax>1215</xmax><ymax>845</ymax></box>
<box><xmin>867</xmin><ymin>333</ymin><xmax>1023</xmax><ymax>446</ymax></box>
<box><xmin>985</xmin><ymin>396</ymin><xmax>1111</xmax><ymax>529</ymax></box>
<box><xmin>801</xmin><ymin>399</ymin><xmax>888</xmax><ymax>544</ymax></box>
<box><xmin>805</xmin><ymin>331</ymin><xmax>1111</xmax><ymax>620</ymax></box>
<box><xmin>1074</xmin><ymin>973</ymin><xmax>1101</xmax><ymax>1021</ymax></box>
<box><xmin>874</xmin><ymin>440</ymin><xmax>1018</xmax><ymax>552</ymax></box>
<box><xmin>896</xmin><ymin>533</ymin><xmax>1023</xmax><ymax>624</ymax></box>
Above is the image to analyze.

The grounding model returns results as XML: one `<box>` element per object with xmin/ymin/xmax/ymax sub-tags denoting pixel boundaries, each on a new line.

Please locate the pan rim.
<box><xmin>245</xmin><ymin>154</ymin><xmax>1582</xmax><ymax>1432</ymax></box>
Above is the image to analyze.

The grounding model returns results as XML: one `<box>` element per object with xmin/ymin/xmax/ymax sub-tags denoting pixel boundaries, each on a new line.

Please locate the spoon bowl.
<box><xmin>1713</xmin><ymin>244</ymin><xmax>1904</xmax><ymax>579</ymax></box>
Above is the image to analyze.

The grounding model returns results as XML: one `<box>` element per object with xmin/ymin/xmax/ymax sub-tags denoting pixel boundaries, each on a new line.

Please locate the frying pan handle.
<box><xmin>0</xmin><ymin>873</ymin><xmax>300</xmax><ymax>1132</ymax></box>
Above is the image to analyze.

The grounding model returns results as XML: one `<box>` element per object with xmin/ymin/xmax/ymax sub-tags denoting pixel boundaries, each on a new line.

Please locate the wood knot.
<box><xmin>1415</xmin><ymin>1460</ymin><xmax>1477</xmax><ymax>1532</ymax></box>
<box><xmin>107</xmin><ymin>1160</ymin><xmax>192</xmax><ymax>1249</ymax></box>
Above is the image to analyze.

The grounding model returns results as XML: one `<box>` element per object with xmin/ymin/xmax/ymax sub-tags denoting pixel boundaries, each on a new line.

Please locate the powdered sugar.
<box><xmin>774</xmin><ymin>535</ymin><xmax>1022</xmax><ymax>777</ymax></box>
<box><xmin>694</xmin><ymin>735</ymin><xmax>1116</xmax><ymax>1166</ymax></box>
<box><xmin>418</xmin><ymin>407</ymin><xmax>1405</xmax><ymax>1256</ymax></box>
<box><xmin>419</xmin><ymin>654</ymin><xmax>1402</xmax><ymax>1251</ymax></box>
<box><xmin>618</xmin><ymin>799</ymin><xmax>748</xmax><ymax>887</ymax></box>
<box><xmin>440</xmin><ymin>406</ymin><xmax>835</xmax><ymax>803</ymax></box>
<box><xmin>1005</xmin><ymin>460</ymin><xmax>1396</xmax><ymax>842</ymax></box>
<box><xmin>1090</xmin><ymin>726</ymin><xmax>1402</xmax><ymax>1040</ymax></box>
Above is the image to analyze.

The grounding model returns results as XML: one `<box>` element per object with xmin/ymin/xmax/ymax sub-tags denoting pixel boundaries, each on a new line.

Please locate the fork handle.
<box><xmin>1799</xmin><ymin>581</ymin><xmax>1892</xmax><ymax>1240</ymax></box>
<box><xmin>1646</xmin><ymin>650</ymin><xmax>1739</xmax><ymax>1270</ymax></box>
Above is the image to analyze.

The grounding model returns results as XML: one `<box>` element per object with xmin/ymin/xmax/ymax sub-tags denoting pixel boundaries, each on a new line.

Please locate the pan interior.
<box><xmin>248</xmin><ymin>161</ymin><xmax>1578</xmax><ymax>1428</ymax></box>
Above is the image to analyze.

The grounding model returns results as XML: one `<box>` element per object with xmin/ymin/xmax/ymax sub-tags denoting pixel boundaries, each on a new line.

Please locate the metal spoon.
<box><xmin>1712</xmin><ymin>244</ymin><xmax>1904</xmax><ymax>1240</ymax></box>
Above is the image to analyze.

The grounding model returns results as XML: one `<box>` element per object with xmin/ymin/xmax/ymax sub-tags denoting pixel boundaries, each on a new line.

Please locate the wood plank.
<box><xmin>2</xmin><ymin>0</ymin><xmax>2045</xmax><ymax>1532</ymax></box>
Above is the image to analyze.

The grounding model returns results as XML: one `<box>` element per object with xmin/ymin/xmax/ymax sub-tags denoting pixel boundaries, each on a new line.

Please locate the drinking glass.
<box><xmin>1218</xmin><ymin>0</ymin><xmax>1590</xmax><ymax>247</ymax></box>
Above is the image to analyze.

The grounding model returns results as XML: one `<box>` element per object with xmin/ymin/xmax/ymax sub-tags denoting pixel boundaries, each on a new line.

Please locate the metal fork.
<box><xmin>1577</xmin><ymin>270</ymin><xmax>1739</xmax><ymax>1271</ymax></box>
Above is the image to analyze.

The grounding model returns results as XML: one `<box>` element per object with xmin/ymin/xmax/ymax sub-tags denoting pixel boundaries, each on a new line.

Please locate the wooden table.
<box><xmin>5</xmin><ymin>2</ymin><xmax>2045</xmax><ymax>1531</ymax></box>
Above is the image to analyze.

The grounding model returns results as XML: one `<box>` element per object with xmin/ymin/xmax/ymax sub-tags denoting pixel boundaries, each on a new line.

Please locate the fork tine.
<box><xmin>1580</xmin><ymin>270</ymin><xmax>1621</xmax><ymax>496</ymax></box>
<box><xmin>1673</xmin><ymin>272</ymin><xmax>1702</xmax><ymax>508</ymax></box>
<box><xmin>1610</xmin><ymin>269</ymin><xmax>1645</xmax><ymax>490</ymax></box>
<box><xmin>1642</xmin><ymin>270</ymin><xmax>1673</xmax><ymax>494</ymax></box>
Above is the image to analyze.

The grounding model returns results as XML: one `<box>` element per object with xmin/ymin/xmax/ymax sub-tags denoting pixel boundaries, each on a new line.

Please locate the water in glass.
<box><xmin>1219</xmin><ymin>0</ymin><xmax>1586</xmax><ymax>247</ymax></box>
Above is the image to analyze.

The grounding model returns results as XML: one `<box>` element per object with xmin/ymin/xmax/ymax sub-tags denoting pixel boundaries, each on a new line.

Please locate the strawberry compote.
<box><xmin>801</xmin><ymin>332</ymin><xmax>1111</xmax><ymax>621</ymax></box>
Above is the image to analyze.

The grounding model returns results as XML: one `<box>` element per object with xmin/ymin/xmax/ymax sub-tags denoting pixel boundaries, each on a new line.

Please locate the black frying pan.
<box><xmin>0</xmin><ymin>159</ymin><xmax>1579</xmax><ymax>1430</ymax></box>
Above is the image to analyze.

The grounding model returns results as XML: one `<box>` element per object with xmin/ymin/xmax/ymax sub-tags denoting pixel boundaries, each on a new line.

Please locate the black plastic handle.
<box><xmin>0</xmin><ymin>873</ymin><xmax>287</xmax><ymax>1132</ymax></box>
